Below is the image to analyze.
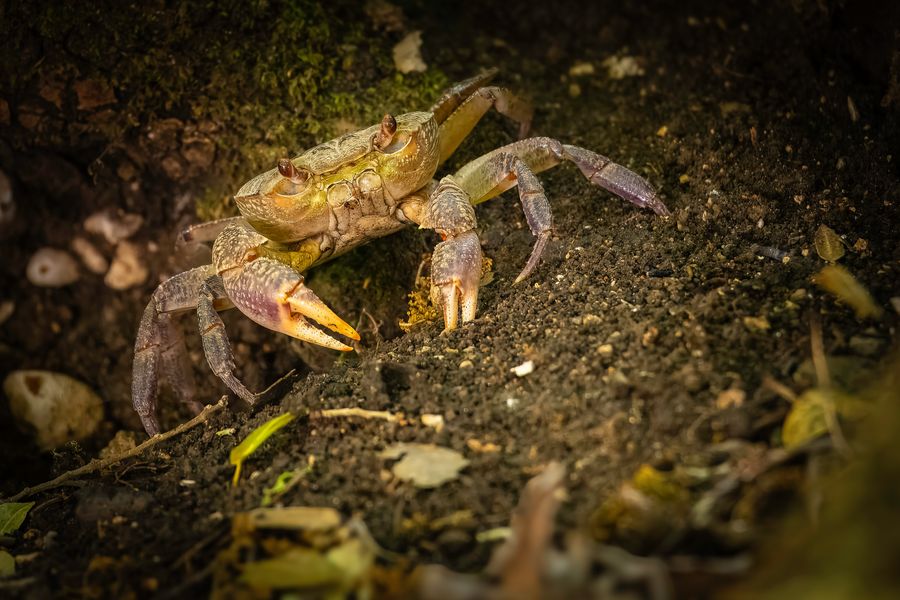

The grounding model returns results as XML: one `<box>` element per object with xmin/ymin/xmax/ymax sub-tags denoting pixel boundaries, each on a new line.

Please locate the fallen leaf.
<box><xmin>0</xmin><ymin>502</ymin><xmax>34</xmax><ymax>535</ymax></box>
<box><xmin>814</xmin><ymin>224</ymin><xmax>845</xmax><ymax>262</ymax></box>
<box><xmin>782</xmin><ymin>388</ymin><xmax>870</xmax><ymax>449</ymax></box>
<box><xmin>240</xmin><ymin>547</ymin><xmax>344</xmax><ymax>589</ymax></box>
<box><xmin>0</xmin><ymin>550</ymin><xmax>14</xmax><ymax>577</ymax></box>
<box><xmin>230</xmin><ymin>413</ymin><xmax>296</xmax><ymax>486</ymax></box>
<box><xmin>812</xmin><ymin>265</ymin><xmax>883</xmax><ymax>319</ymax></box>
<box><xmin>381</xmin><ymin>443</ymin><xmax>469</xmax><ymax>488</ymax></box>
<box><xmin>261</xmin><ymin>469</ymin><xmax>306</xmax><ymax>507</ymax></box>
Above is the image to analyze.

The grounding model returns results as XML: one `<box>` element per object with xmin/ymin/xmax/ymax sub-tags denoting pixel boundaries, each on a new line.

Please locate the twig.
<box><xmin>5</xmin><ymin>397</ymin><xmax>228</xmax><ymax>502</ymax></box>
<box><xmin>761</xmin><ymin>375</ymin><xmax>798</xmax><ymax>403</ymax></box>
<box><xmin>313</xmin><ymin>407</ymin><xmax>405</xmax><ymax>423</ymax></box>
<box><xmin>809</xmin><ymin>318</ymin><xmax>851</xmax><ymax>457</ymax></box>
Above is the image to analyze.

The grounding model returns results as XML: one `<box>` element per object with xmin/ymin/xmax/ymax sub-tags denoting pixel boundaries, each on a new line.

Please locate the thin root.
<box><xmin>5</xmin><ymin>397</ymin><xmax>228</xmax><ymax>502</ymax></box>
<box><xmin>314</xmin><ymin>407</ymin><xmax>406</xmax><ymax>424</ymax></box>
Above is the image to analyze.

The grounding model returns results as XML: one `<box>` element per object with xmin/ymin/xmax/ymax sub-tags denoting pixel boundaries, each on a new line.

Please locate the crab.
<box><xmin>132</xmin><ymin>70</ymin><xmax>670</xmax><ymax>435</ymax></box>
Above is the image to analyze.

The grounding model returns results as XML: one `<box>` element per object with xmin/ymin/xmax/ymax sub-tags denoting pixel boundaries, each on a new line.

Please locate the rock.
<box><xmin>510</xmin><ymin>360</ymin><xmax>535</xmax><ymax>377</ymax></box>
<box><xmin>84</xmin><ymin>209</ymin><xmax>143</xmax><ymax>244</ymax></box>
<box><xmin>70</xmin><ymin>236</ymin><xmax>108</xmax><ymax>274</ymax></box>
<box><xmin>73</xmin><ymin>79</ymin><xmax>117</xmax><ymax>110</ymax></box>
<box><xmin>99</xmin><ymin>430</ymin><xmax>139</xmax><ymax>459</ymax></box>
<box><xmin>393</xmin><ymin>31</ymin><xmax>427</xmax><ymax>73</ymax></box>
<box><xmin>601</xmin><ymin>55</ymin><xmax>645</xmax><ymax>79</ymax></box>
<box><xmin>0</xmin><ymin>300</ymin><xmax>13</xmax><ymax>326</ymax></box>
<box><xmin>26</xmin><ymin>248</ymin><xmax>80</xmax><ymax>287</ymax></box>
<box><xmin>3</xmin><ymin>370</ymin><xmax>104</xmax><ymax>450</ymax></box>
<box><xmin>0</xmin><ymin>168</ymin><xmax>14</xmax><ymax>228</ymax></box>
<box><xmin>104</xmin><ymin>241</ymin><xmax>148</xmax><ymax>290</ymax></box>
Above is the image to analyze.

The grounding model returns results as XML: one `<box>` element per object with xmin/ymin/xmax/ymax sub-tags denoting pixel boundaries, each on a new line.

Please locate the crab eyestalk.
<box><xmin>373</xmin><ymin>113</ymin><xmax>398</xmax><ymax>150</ymax></box>
<box><xmin>277</xmin><ymin>158</ymin><xmax>309</xmax><ymax>184</ymax></box>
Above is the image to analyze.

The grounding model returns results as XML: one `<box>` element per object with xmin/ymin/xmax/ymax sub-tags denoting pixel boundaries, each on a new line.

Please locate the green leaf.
<box><xmin>0</xmin><ymin>502</ymin><xmax>34</xmax><ymax>535</ymax></box>
<box><xmin>230</xmin><ymin>413</ymin><xmax>296</xmax><ymax>486</ymax></box>
<box><xmin>0</xmin><ymin>550</ymin><xmax>14</xmax><ymax>577</ymax></box>
<box><xmin>261</xmin><ymin>469</ymin><xmax>305</xmax><ymax>507</ymax></box>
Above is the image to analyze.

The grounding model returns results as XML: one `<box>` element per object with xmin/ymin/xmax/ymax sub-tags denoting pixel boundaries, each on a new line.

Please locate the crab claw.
<box><xmin>430</xmin><ymin>231</ymin><xmax>482</xmax><ymax>331</ymax></box>
<box><xmin>223</xmin><ymin>258</ymin><xmax>359</xmax><ymax>351</ymax></box>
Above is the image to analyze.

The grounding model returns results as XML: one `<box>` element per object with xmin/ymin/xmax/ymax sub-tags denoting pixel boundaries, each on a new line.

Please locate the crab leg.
<box><xmin>133</xmin><ymin>264</ymin><xmax>224</xmax><ymax>436</ymax></box>
<box><xmin>416</xmin><ymin>177</ymin><xmax>483</xmax><ymax>331</ymax></box>
<box><xmin>454</xmin><ymin>137</ymin><xmax>670</xmax><ymax>216</ymax></box>
<box><xmin>448</xmin><ymin>137</ymin><xmax>668</xmax><ymax>283</ymax></box>
<box><xmin>178</xmin><ymin>216</ymin><xmax>248</xmax><ymax>245</ymax></box>
<box><xmin>433</xmin><ymin>76</ymin><xmax>533</xmax><ymax>165</ymax></box>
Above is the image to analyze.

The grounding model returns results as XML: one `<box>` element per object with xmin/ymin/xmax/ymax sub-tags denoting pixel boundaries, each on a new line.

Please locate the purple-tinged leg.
<box><xmin>132</xmin><ymin>264</ymin><xmax>218</xmax><ymax>436</ymax></box>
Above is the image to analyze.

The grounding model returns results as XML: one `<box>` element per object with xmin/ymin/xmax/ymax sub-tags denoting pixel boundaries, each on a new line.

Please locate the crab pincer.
<box><xmin>220</xmin><ymin>257</ymin><xmax>359</xmax><ymax>351</ymax></box>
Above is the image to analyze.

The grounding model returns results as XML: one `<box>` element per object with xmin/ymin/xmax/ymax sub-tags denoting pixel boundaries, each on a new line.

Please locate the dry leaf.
<box><xmin>814</xmin><ymin>224</ymin><xmax>845</xmax><ymax>262</ymax></box>
<box><xmin>813</xmin><ymin>265</ymin><xmax>883</xmax><ymax>319</ymax></box>
<box><xmin>381</xmin><ymin>443</ymin><xmax>469</xmax><ymax>488</ymax></box>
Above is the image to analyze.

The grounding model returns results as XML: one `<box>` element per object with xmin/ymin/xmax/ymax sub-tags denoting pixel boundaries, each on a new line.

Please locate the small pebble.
<box><xmin>0</xmin><ymin>168</ymin><xmax>14</xmax><ymax>227</ymax></box>
<box><xmin>597</xmin><ymin>344</ymin><xmax>614</xmax><ymax>357</ymax></box>
<box><xmin>510</xmin><ymin>360</ymin><xmax>534</xmax><ymax>377</ymax></box>
<box><xmin>71</xmin><ymin>236</ymin><xmax>108</xmax><ymax>274</ymax></box>
<box><xmin>4</xmin><ymin>370</ymin><xmax>104</xmax><ymax>450</ymax></box>
<box><xmin>105</xmin><ymin>241</ymin><xmax>148</xmax><ymax>290</ymax></box>
<box><xmin>393</xmin><ymin>31</ymin><xmax>426</xmax><ymax>73</ymax></box>
<box><xmin>0</xmin><ymin>300</ymin><xmax>13</xmax><ymax>326</ymax></box>
<box><xmin>84</xmin><ymin>209</ymin><xmax>143</xmax><ymax>244</ymax></box>
<box><xmin>27</xmin><ymin>248</ymin><xmax>80</xmax><ymax>287</ymax></box>
<box><xmin>568</xmin><ymin>61</ymin><xmax>595</xmax><ymax>77</ymax></box>
<box><xmin>458</xmin><ymin>359</ymin><xmax>474</xmax><ymax>369</ymax></box>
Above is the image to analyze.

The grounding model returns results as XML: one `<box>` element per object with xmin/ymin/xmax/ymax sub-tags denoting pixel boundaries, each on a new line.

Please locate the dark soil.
<box><xmin>1</xmin><ymin>0</ymin><xmax>899</xmax><ymax>598</ymax></box>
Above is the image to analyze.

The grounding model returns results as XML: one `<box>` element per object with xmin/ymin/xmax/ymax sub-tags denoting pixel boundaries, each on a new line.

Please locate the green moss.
<box><xmin>1</xmin><ymin>0</ymin><xmax>448</xmax><ymax>221</ymax></box>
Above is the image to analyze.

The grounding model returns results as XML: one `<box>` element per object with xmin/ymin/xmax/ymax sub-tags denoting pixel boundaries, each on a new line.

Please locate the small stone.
<box><xmin>742</xmin><ymin>315</ymin><xmax>771</xmax><ymax>331</ymax></box>
<box><xmin>568</xmin><ymin>82</ymin><xmax>582</xmax><ymax>98</ymax></box>
<box><xmin>0</xmin><ymin>300</ymin><xmax>13</xmax><ymax>326</ymax></box>
<box><xmin>70</xmin><ymin>237</ymin><xmax>108</xmax><ymax>274</ymax></box>
<box><xmin>601</xmin><ymin>55</ymin><xmax>645</xmax><ymax>79</ymax></box>
<box><xmin>393</xmin><ymin>31</ymin><xmax>427</xmax><ymax>73</ymax></box>
<box><xmin>458</xmin><ymin>359</ymin><xmax>474</xmax><ymax>369</ymax></box>
<box><xmin>4</xmin><ymin>370</ymin><xmax>104</xmax><ymax>450</ymax></box>
<box><xmin>73</xmin><ymin>79</ymin><xmax>117</xmax><ymax>110</ymax></box>
<box><xmin>99</xmin><ymin>430</ymin><xmax>138</xmax><ymax>459</ymax></box>
<box><xmin>421</xmin><ymin>414</ymin><xmax>445</xmax><ymax>432</ymax></box>
<box><xmin>510</xmin><ymin>360</ymin><xmax>535</xmax><ymax>377</ymax></box>
<box><xmin>597</xmin><ymin>343</ymin><xmax>614</xmax><ymax>357</ymax></box>
<box><xmin>656</xmin><ymin>125</ymin><xmax>668</xmax><ymax>137</ymax></box>
<box><xmin>641</xmin><ymin>326</ymin><xmax>660</xmax><ymax>347</ymax></box>
<box><xmin>84</xmin><ymin>209</ymin><xmax>143</xmax><ymax>244</ymax></box>
<box><xmin>0</xmin><ymin>168</ymin><xmax>14</xmax><ymax>228</ymax></box>
<box><xmin>679</xmin><ymin>174</ymin><xmax>690</xmax><ymax>184</ymax></box>
<box><xmin>568</xmin><ymin>61</ymin><xmax>595</xmax><ymax>77</ymax></box>
<box><xmin>26</xmin><ymin>248</ymin><xmax>80</xmax><ymax>287</ymax></box>
<box><xmin>105</xmin><ymin>241</ymin><xmax>148</xmax><ymax>290</ymax></box>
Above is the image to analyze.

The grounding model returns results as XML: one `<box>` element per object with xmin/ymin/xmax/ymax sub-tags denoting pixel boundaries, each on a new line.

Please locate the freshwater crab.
<box><xmin>132</xmin><ymin>70</ymin><xmax>670</xmax><ymax>435</ymax></box>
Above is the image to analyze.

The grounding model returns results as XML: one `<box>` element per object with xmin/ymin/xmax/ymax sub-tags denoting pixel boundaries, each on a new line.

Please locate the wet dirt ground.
<box><xmin>1</xmin><ymin>0</ymin><xmax>899</xmax><ymax>597</ymax></box>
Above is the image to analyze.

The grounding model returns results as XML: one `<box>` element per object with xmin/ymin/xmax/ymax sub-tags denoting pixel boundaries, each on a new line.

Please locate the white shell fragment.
<box><xmin>3</xmin><ymin>370</ymin><xmax>104</xmax><ymax>450</ymax></box>
<box><xmin>510</xmin><ymin>360</ymin><xmax>535</xmax><ymax>377</ymax></box>
<box><xmin>381</xmin><ymin>443</ymin><xmax>468</xmax><ymax>488</ymax></box>
<box><xmin>84</xmin><ymin>209</ymin><xmax>143</xmax><ymax>244</ymax></box>
<box><xmin>104</xmin><ymin>241</ymin><xmax>148</xmax><ymax>290</ymax></box>
<box><xmin>70</xmin><ymin>236</ymin><xmax>109</xmax><ymax>274</ymax></box>
<box><xmin>393</xmin><ymin>31</ymin><xmax>427</xmax><ymax>73</ymax></box>
<box><xmin>26</xmin><ymin>248</ymin><xmax>80</xmax><ymax>287</ymax></box>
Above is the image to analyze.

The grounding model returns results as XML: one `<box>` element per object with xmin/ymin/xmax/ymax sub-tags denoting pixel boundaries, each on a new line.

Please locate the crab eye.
<box><xmin>380</xmin><ymin>132</ymin><xmax>412</xmax><ymax>154</ymax></box>
<box><xmin>274</xmin><ymin>158</ymin><xmax>310</xmax><ymax>196</ymax></box>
